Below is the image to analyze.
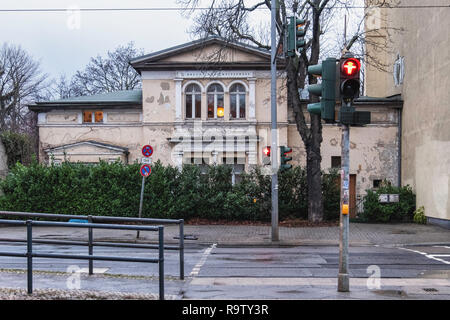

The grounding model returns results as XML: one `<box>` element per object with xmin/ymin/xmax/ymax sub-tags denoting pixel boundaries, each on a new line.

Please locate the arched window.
<box><xmin>207</xmin><ymin>83</ymin><xmax>224</xmax><ymax>119</ymax></box>
<box><xmin>229</xmin><ymin>83</ymin><xmax>246</xmax><ymax>119</ymax></box>
<box><xmin>185</xmin><ymin>84</ymin><xmax>201</xmax><ymax>119</ymax></box>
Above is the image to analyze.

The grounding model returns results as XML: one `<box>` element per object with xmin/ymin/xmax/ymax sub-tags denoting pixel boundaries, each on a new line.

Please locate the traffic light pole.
<box><xmin>338</xmin><ymin>99</ymin><xmax>351</xmax><ymax>292</ymax></box>
<box><xmin>270</xmin><ymin>0</ymin><xmax>279</xmax><ymax>242</ymax></box>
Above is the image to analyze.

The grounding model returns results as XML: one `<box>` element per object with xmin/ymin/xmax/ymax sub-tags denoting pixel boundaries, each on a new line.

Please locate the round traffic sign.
<box><xmin>140</xmin><ymin>164</ymin><xmax>152</xmax><ymax>177</ymax></box>
<box><xmin>142</xmin><ymin>145</ymin><xmax>153</xmax><ymax>157</ymax></box>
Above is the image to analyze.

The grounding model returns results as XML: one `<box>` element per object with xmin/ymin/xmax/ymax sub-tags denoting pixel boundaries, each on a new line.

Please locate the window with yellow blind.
<box><xmin>83</xmin><ymin>111</ymin><xmax>103</xmax><ymax>123</ymax></box>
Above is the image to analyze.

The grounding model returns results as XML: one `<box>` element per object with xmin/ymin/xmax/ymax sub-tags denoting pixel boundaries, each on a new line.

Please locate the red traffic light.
<box><xmin>263</xmin><ymin>146</ymin><xmax>271</xmax><ymax>157</ymax></box>
<box><xmin>341</xmin><ymin>58</ymin><xmax>360</xmax><ymax>76</ymax></box>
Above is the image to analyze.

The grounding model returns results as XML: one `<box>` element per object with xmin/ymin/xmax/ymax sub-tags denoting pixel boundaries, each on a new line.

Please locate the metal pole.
<box><xmin>270</xmin><ymin>0</ymin><xmax>279</xmax><ymax>242</ymax></box>
<box><xmin>338</xmin><ymin>102</ymin><xmax>350</xmax><ymax>292</ymax></box>
<box><xmin>179</xmin><ymin>219</ymin><xmax>184</xmax><ymax>280</ymax></box>
<box><xmin>158</xmin><ymin>226</ymin><xmax>164</xmax><ymax>300</ymax></box>
<box><xmin>136</xmin><ymin>175</ymin><xmax>146</xmax><ymax>239</ymax></box>
<box><xmin>88</xmin><ymin>215</ymin><xmax>93</xmax><ymax>275</ymax></box>
<box><xmin>26</xmin><ymin>220</ymin><xmax>33</xmax><ymax>294</ymax></box>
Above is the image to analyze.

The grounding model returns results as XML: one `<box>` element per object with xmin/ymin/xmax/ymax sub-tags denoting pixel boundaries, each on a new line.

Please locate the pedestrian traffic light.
<box><xmin>338</xmin><ymin>55</ymin><xmax>371</xmax><ymax>126</ymax></box>
<box><xmin>280</xmin><ymin>146</ymin><xmax>293</xmax><ymax>171</ymax></box>
<box><xmin>306</xmin><ymin>58</ymin><xmax>337</xmax><ymax>123</ymax></box>
<box><xmin>262</xmin><ymin>146</ymin><xmax>271</xmax><ymax>165</ymax></box>
<box><xmin>287</xmin><ymin>16</ymin><xmax>306</xmax><ymax>57</ymax></box>
<box><xmin>339</xmin><ymin>57</ymin><xmax>361</xmax><ymax>100</ymax></box>
<box><xmin>263</xmin><ymin>146</ymin><xmax>271</xmax><ymax>157</ymax></box>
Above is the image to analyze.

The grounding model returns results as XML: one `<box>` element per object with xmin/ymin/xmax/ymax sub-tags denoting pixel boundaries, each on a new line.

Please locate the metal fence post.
<box><xmin>158</xmin><ymin>226</ymin><xmax>164</xmax><ymax>300</ymax></box>
<box><xmin>179</xmin><ymin>219</ymin><xmax>184</xmax><ymax>280</ymax></box>
<box><xmin>26</xmin><ymin>220</ymin><xmax>33</xmax><ymax>294</ymax></box>
<box><xmin>88</xmin><ymin>215</ymin><xmax>93</xmax><ymax>275</ymax></box>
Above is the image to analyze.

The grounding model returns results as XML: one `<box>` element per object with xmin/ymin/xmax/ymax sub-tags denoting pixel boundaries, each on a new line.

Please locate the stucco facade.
<box><xmin>365</xmin><ymin>0</ymin><xmax>450</xmax><ymax>226</ymax></box>
<box><xmin>29</xmin><ymin>37</ymin><xmax>401</xmax><ymax>217</ymax></box>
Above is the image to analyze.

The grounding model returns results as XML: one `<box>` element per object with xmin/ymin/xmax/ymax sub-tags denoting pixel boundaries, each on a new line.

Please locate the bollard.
<box><xmin>26</xmin><ymin>220</ymin><xmax>33</xmax><ymax>294</ymax></box>
<box><xmin>159</xmin><ymin>226</ymin><xmax>164</xmax><ymax>300</ymax></box>
<box><xmin>88</xmin><ymin>215</ymin><xmax>93</xmax><ymax>275</ymax></box>
<box><xmin>179</xmin><ymin>219</ymin><xmax>184</xmax><ymax>280</ymax></box>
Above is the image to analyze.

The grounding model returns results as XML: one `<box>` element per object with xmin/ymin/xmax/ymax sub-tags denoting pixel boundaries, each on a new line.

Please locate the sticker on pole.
<box><xmin>140</xmin><ymin>164</ymin><xmax>151</xmax><ymax>177</ymax></box>
<box><xmin>342</xmin><ymin>204</ymin><xmax>349</xmax><ymax>215</ymax></box>
<box><xmin>142</xmin><ymin>145</ymin><xmax>153</xmax><ymax>157</ymax></box>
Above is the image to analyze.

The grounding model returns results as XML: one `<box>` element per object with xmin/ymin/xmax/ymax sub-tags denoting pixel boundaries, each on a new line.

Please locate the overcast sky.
<box><xmin>0</xmin><ymin>0</ymin><xmax>206</xmax><ymax>79</ymax></box>
<box><xmin>0</xmin><ymin>1</ymin><xmax>363</xmax><ymax>82</ymax></box>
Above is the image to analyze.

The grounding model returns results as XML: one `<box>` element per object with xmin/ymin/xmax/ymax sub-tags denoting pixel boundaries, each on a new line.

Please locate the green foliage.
<box><xmin>0</xmin><ymin>161</ymin><xmax>341</xmax><ymax>221</ymax></box>
<box><xmin>321</xmin><ymin>169</ymin><xmax>340</xmax><ymax>221</ymax></box>
<box><xmin>359</xmin><ymin>182</ymin><xmax>416</xmax><ymax>222</ymax></box>
<box><xmin>0</xmin><ymin>131</ymin><xmax>36</xmax><ymax>168</ymax></box>
<box><xmin>413</xmin><ymin>206</ymin><xmax>427</xmax><ymax>224</ymax></box>
<box><xmin>278</xmin><ymin>166</ymin><xmax>307</xmax><ymax>219</ymax></box>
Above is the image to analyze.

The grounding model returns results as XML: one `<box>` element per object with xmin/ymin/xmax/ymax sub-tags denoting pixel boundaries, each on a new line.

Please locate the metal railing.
<box><xmin>0</xmin><ymin>219</ymin><xmax>166</xmax><ymax>300</ymax></box>
<box><xmin>0</xmin><ymin>211</ymin><xmax>185</xmax><ymax>280</ymax></box>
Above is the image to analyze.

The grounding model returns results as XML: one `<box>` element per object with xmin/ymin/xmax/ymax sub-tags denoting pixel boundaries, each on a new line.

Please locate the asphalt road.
<box><xmin>0</xmin><ymin>242</ymin><xmax>448</xmax><ymax>278</ymax></box>
<box><xmin>195</xmin><ymin>244</ymin><xmax>450</xmax><ymax>278</ymax></box>
<box><xmin>0</xmin><ymin>242</ymin><xmax>449</xmax><ymax>299</ymax></box>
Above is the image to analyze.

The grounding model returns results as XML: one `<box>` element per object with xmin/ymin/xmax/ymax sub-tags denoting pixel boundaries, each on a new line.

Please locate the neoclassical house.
<box><xmin>29</xmin><ymin>37</ymin><xmax>402</xmax><ymax>217</ymax></box>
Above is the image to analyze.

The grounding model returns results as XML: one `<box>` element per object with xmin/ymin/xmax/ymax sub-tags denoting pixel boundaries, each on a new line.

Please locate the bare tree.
<box><xmin>53</xmin><ymin>74</ymin><xmax>77</xmax><ymax>100</ymax></box>
<box><xmin>178</xmin><ymin>0</ymin><xmax>401</xmax><ymax>222</ymax></box>
<box><xmin>63</xmin><ymin>42</ymin><xmax>144</xmax><ymax>97</ymax></box>
<box><xmin>177</xmin><ymin>0</ymin><xmax>345</xmax><ymax>222</ymax></box>
<box><xmin>0</xmin><ymin>43</ymin><xmax>47</xmax><ymax>133</ymax></box>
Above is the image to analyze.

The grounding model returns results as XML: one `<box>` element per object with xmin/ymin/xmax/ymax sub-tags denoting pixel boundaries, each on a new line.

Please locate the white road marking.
<box><xmin>78</xmin><ymin>268</ymin><xmax>109</xmax><ymax>274</ymax></box>
<box><xmin>399</xmin><ymin>247</ymin><xmax>450</xmax><ymax>265</ymax></box>
<box><xmin>190</xmin><ymin>243</ymin><xmax>217</xmax><ymax>278</ymax></box>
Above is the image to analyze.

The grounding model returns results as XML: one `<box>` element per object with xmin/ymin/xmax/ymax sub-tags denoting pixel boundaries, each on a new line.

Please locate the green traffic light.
<box><xmin>308</xmin><ymin>64</ymin><xmax>323</xmax><ymax>76</ymax></box>
<box><xmin>287</xmin><ymin>16</ymin><xmax>307</xmax><ymax>57</ymax></box>
<box><xmin>280</xmin><ymin>146</ymin><xmax>293</xmax><ymax>171</ymax></box>
<box><xmin>307</xmin><ymin>83</ymin><xmax>322</xmax><ymax>96</ymax></box>
<box><xmin>307</xmin><ymin>102</ymin><xmax>321</xmax><ymax>115</ymax></box>
<box><xmin>306</xmin><ymin>58</ymin><xmax>337</xmax><ymax>122</ymax></box>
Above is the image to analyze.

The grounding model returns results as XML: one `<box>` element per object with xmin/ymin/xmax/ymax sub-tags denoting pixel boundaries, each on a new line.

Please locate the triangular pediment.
<box><xmin>44</xmin><ymin>141</ymin><xmax>128</xmax><ymax>155</ymax></box>
<box><xmin>157</xmin><ymin>43</ymin><xmax>269</xmax><ymax>64</ymax></box>
<box><xmin>130</xmin><ymin>36</ymin><xmax>278</xmax><ymax>72</ymax></box>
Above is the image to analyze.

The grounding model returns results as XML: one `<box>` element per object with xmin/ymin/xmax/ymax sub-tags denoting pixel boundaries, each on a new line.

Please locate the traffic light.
<box><xmin>287</xmin><ymin>16</ymin><xmax>306</xmax><ymax>57</ymax></box>
<box><xmin>263</xmin><ymin>146</ymin><xmax>271</xmax><ymax>157</ymax></box>
<box><xmin>338</xmin><ymin>55</ymin><xmax>371</xmax><ymax>126</ymax></box>
<box><xmin>339</xmin><ymin>57</ymin><xmax>361</xmax><ymax>99</ymax></box>
<box><xmin>262</xmin><ymin>146</ymin><xmax>271</xmax><ymax>165</ymax></box>
<box><xmin>306</xmin><ymin>58</ymin><xmax>337</xmax><ymax>123</ymax></box>
<box><xmin>280</xmin><ymin>146</ymin><xmax>293</xmax><ymax>171</ymax></box>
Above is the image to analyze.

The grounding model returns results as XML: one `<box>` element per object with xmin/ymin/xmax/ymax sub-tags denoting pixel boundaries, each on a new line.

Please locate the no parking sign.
<box><xmin>137</xmin><ymin>145</ymin><xmax>153</xmax><ymax>238</ymax></box>
<box><xmin>140</xmin><ymin>164</ymin><xmax>151</xmax><ymax>177</ymax></box>
<box><xmin>142</xmin><ymin>145</ymin><xmax>153</xmax><ymax>157</ymax></box>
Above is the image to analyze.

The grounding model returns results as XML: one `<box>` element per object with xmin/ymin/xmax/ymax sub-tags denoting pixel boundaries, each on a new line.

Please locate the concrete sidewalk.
<box><xmin>1</xmin><ymin>271</ymin><xmax>449</xmax><ymax>300</ymax></box>
<box><xmin>0</xmin><ymin>222</ymin><xmax>448</xmax><ymax>246</ymax></box>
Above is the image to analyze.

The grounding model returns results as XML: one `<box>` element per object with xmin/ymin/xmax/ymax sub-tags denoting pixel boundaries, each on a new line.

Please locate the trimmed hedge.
<box><xmin>0</xmin><ymin>160</ymin><xmax>340</xmax><ymax>221</ymax></box>
<box><xmin>359</xmin><ymin>184</ymin><xmax>416</xmax><ymax>222</ymax></box>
